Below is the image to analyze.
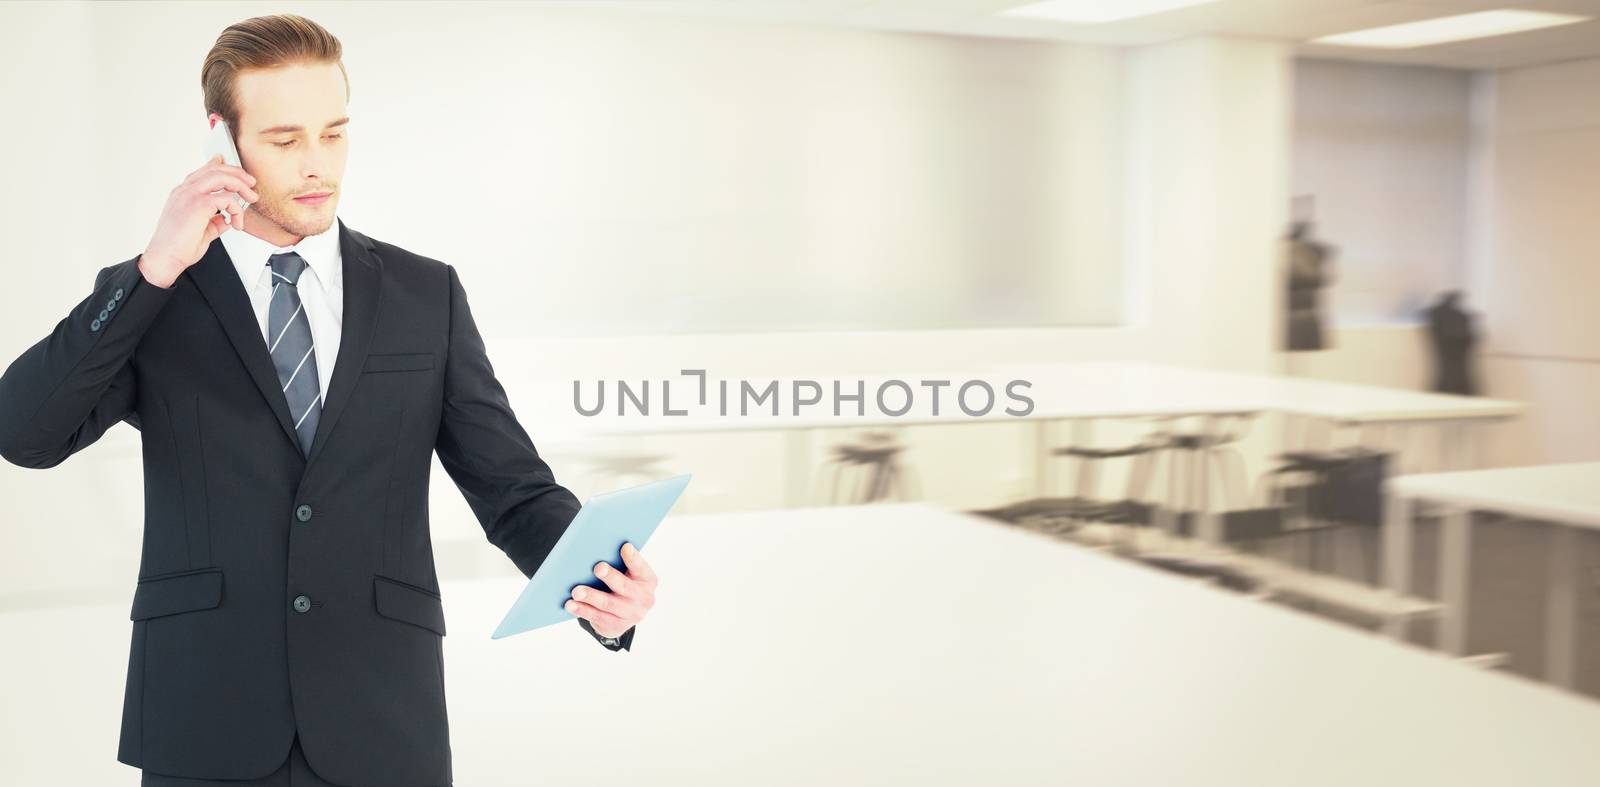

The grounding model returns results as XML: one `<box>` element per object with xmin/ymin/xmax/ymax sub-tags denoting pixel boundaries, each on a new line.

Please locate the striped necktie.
<box><xmin>267</xmin><ymin>252</ymin><xmax>321</xmax><ymax>456</ymax></box>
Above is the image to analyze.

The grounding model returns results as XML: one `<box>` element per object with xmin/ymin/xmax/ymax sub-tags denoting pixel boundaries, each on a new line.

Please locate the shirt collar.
<box><xmin>219</xmin><ymin>217</ymin><xmax>343</xmax><ymax>294</ymax></box>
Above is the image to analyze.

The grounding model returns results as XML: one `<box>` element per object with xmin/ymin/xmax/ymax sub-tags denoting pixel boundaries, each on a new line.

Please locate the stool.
<box><xmin>820</xmin><ymin>430</ymin><xmax>918</xmax><ymax>505</ymax></box>
<box><xmin>561</xmin><ymin>444</ymin><xmax>675</xmax><ymax>499</ymax></box>
<box><xmin>1264</xmin><ymin>448</ymin><xmax>1390</xmax><ymax>584</ymax></box>
<box><xmin>1147</xmin><ymin>414</ymin><xmax>1254</xmax><ymax>540</ymax></box>
<box><xmin>998</xmin><ymin>424</ymin><xmax>1167</xmax><ymax>546</ymax></box>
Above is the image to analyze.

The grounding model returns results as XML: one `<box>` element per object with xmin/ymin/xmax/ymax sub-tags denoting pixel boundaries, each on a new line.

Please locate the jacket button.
<box><xmin>295</xmin><ymin>504</ymin><xmax>313</xmax><ymax>522</ymax></box>
<box><xmin>90</xmin><ymin>319</ymin><xmax>101</xmax><ymax>332</ymax></box>
<box><xmin>98</xmin><ymin>309</ymin><xmax>110</xmax><ymax>321</ymax></box>
<box><xmin>292</xmin><ymin>595</ymin><xmax>312</xmax><ymax>613</ymax></box>
<box><xmin>114</xmin><ymin>287</ymin><xmax>125</xmax><ymax>300</ymax></box>
<box><xmin>106</xmin><ymin>298</ymin><xmax>117</xmax><ymax>312</ymax></box>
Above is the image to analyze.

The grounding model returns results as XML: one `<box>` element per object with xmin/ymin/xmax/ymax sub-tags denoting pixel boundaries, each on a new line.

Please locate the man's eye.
<box><xmin>326</xmin><ymin>133</ymin><xmax>343</xmax><ymax>140</ymax></box>
<box><xmin>273</xmin><ymin>140</ymin><xmax>295</xmax><ymax>148</ymax></box>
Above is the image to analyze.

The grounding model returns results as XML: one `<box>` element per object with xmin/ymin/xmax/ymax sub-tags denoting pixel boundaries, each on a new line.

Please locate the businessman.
<box><xmin>0</xmin><ymin>14</ymin><xmax>655</xmax><ymax>787</ymax></box>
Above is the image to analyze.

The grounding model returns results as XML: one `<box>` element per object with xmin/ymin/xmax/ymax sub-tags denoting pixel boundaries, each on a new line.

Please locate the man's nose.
<box><xmin>299</xmin><ymin>147</ymin><xmax>333</xmax><ymax>180</ymax></box>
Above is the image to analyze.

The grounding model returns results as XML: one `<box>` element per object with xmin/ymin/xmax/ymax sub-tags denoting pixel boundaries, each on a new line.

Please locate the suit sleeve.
<box><xmin>433</xmin><ymin>264</ymin><xmax>636</xmax><ymax>651</ymax></box>
<box><xmin>0</xmin><ymin>255</ymin><xmax>171</xmax><ymax>469</ymax></box>
<box><xmin>579</xmin><ymin>614</ymin><xmax>635</xmax><ymax>652</ymax></box>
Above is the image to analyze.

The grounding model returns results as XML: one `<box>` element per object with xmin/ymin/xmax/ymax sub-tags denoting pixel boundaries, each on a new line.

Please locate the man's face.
<box><xmin>228</xmin><ymin>61</ymin><xmax>349</xmax><ymax>243</ymax></box>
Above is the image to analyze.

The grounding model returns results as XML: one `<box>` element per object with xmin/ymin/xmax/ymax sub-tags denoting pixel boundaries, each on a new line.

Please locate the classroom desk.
<box><xmin>1385</xmin><ymin>462</ymin><xmax>1600</xmax><ymax>689</ymax></box>
<box><xmin>6</xmin><ymin>504</ymin><xmax>1598</xmax><ymax>785</ymax></box>
<box><xmin>539</xmin><ymin>363</ymin><xmax>1265</xmax><ymax>510</ymax></box>
<box><xmin>992</xmin><ymin>362</ymin><xmax>1524</xmax><ymax>471</ymax></box>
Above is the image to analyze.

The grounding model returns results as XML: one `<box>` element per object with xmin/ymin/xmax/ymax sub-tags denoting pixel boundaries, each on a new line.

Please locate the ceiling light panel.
<box><xmin>1311</xmin><ymin>9</ymin><xmax>1591</xmax><ymax>49</ymax></box>
<box><xmin>999</xmin><ymin>0</ymin><xmax>1221</xmax><ymax>25</ymax></box>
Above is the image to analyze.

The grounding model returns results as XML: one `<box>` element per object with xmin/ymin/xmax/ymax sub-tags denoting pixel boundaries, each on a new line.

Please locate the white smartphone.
<box><xmin>203</xmin><ymin>117</ymin><xmax>250</xmax><ymax>225</ymax></box>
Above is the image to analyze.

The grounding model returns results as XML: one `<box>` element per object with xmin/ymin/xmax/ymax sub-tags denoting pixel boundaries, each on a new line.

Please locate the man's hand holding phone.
<box><xmin>139</xmin><ymin>154</ymin><xmax>259</xmax><ymax>289</ymax></box>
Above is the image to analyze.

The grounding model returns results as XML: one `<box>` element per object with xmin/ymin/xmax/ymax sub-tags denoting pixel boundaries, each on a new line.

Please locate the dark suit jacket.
<box><xmin>0</xmin><ymin>219</ymin><xmax>634</xmax><ymax>786</ymax></box>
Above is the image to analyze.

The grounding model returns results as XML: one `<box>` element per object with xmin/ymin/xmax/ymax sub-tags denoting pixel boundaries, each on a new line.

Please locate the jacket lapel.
<box><xmin>303</xmin><ymin>219</ymin><xmax>383</xmax><ymax>472</ymax></box>
<box><xmin>188</xmin><ymin>239</ymin><xmax>303</xmax><ymax>454</ymax></box>
<box><xmin>185</xmin><ymin>218</ymin><xmax>385</xmax><ymax>467</ymax></box>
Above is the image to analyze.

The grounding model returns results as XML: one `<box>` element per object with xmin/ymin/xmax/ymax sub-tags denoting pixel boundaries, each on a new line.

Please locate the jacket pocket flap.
<box><xmin>131</xmin><ymin>568</ymin><xmax>223</xmax><ymax>621</ymax></box>
<box><xmin>363</xmin><ymin>352</ymin><xmax>434</xmax><ymax>373</ymax></box>
<box><xmin>373</xmin><ymin>575</ymin><xmax>447</xmax><ymax>636</ymax></box>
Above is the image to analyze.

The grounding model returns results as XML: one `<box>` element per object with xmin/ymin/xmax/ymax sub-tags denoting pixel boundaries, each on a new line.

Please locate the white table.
<box><xmin>6</xmin><ymin>503</ymin><xmax>1600</xmax><ymax>785</ymax></box>
<box><xmin>536</xmin><ymin>362</ymin><xmax>1523</xmax><ymax>525</ymax></box>
<box><xmin>984</xmin><ymin>362</ymin><xmax>1525</xmax><ymax>422</ymax></box>
<box><xmin>1385</xmin><ymin>462</ymin><xmax>1600</xmax><ymax>689</ymax></box>
<box><xmin>992</xmin><ymin>362</ymin><xmax>1524</xmax><ymax>471</ymax></box>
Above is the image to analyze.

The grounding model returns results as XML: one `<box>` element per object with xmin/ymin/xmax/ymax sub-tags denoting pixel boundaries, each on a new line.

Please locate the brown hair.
<box><xmin>201</xmin><ymin>14</ymin><xmax>349</xmax><ymax>133</ymax></box>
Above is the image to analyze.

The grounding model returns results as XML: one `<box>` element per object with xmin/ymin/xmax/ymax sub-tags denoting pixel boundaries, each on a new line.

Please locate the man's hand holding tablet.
<box><xmin>568</xmin><ymin>542</ymin><xmax>657</xmax><ymax>639</ymax></box>
<box><xmin>491</xmin><ymin>474</ymin><xmax>688</xmax><ymax>644</ymax></box>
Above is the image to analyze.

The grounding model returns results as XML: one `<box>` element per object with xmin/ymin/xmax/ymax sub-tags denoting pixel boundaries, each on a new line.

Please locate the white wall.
<box><xmin>408</xmin><ymin>10</ymin><xmax>1131</xmax><ymax>336</ymax></box>
<box><xmin>0</xmin><ymin>1</ymin><xmax>1127</xmax><ymax>342</ymax></box>
<box><xmin>1470</xmin><ymin>57</ymin><xmax>1600</xmax><ymax>465</ymax></box>
<box><xmin>1125</xmin><ymin>37</ymin><xmax>1290</xmax><ymax>374</ymax></box>
<box><xmin>1285</xmin><ymin>56</ymin><xmax>1600</xmax><ymax>469</ymax></box>
<box><xmin>1291</xmin><ymin>55</ymin><xmax>1600</xmax><ymax>469</ymax></box>
<box><xmin>1291</xmin><ymin>59</ymin><xmax>1473</xmax><ymax>325</ymax></box>
<box><xmin>1284</xmin><ymin>60</ymin><xmax>1472</xmax><ymax>401</ymax></box>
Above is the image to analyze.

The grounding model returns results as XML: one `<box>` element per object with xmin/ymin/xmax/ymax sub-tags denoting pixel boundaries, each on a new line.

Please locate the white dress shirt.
<box><xmin>218</xmin><ymin>219</ymin><xmax>343</xmax><ymax>402</ymax></box>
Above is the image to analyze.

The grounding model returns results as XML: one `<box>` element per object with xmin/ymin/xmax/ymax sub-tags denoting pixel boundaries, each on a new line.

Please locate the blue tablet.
<box><xmin>491</xmin><ymin>473</ymin><xmax>691</xmax><ymax>639</ymax></box>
